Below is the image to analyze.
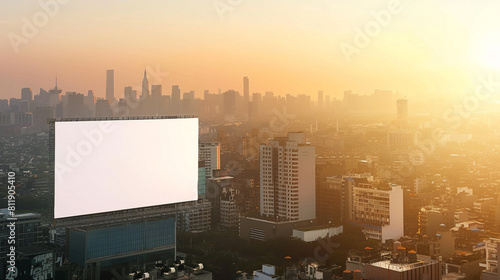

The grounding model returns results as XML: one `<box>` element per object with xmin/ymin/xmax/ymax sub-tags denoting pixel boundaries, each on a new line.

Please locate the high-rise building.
<box><xmin>95</xmin><ymin>99</ymin><xmax>113</xmax><ymax>117</ymax></box>
<box><xmin>182</xmin><ymin>91</ymin><xmax>195</xmax><ymax>115</ymax></box>
<box><xmin>106</xmin><ymin>69</ymin><xmax>114</xmax><ymax>102</ymax></box>
<box><xmin>199</xmin><ymin>142</ymin><xmax>220</xmax><ymax>178</ymax></box>
<box><xmin>21</xmin><ymin>88</ymin><xmax>33</xmax><ymax>101</ymax></box>
<box><xmin>260</xmin><ymin>132</ymin><xmax>315</xmax><ymax>221</ymax></box>
<box><xmin>141</xmin><ymin>69</ymin><xmax>149</xmax><ymax>98</ymax></box>
<box><xmin>252</xmin><ymin>92</ymin><xmax>261</xmax><ymax>118</ymax></box>
<box><xmin>151</xmin><ymin>84</ymin><xmax>162</xmax><ymax>115</ymax></box>
<box><xmin>223</xmin><ymin>90</ymin><xmax>236</xmax><ymax>120</ymax></box>
<box><xmin>66</xmin><ymin>93</ymin><xmax>85</xmax><ymax>118</ymax></box>
<box><xmin>0</xmin><ymin>99</ymin><xmax>8</xmax><ymax>112</ymax></box>
<box><xmin>171</xmin><ymin>85</ymin><xmax>181</xmax><ymax>114</ymax></box>
<box><xmin>48</xmin><ymin>78</ymin><xmax>62</xmax><ymax>107</ymax></box>
<box><xmin>220</xmin><ymin>187</ymin><xmax>239</xmax><ymax>228</ymax></box>
<box><xmin>243</xmin><ymin>76</ymin><xmax>249</xmax><ymax>104</ymax></box>
<box><xmin>318</xmin><ymin>90</ymin><xmax>324</xmax><ymax>109</ymax></box>
<box><xmin>151</xmin><ymin>85</ymin><xmax>162</xmax><ymax>99</ymax></box>
<box><xmin>124</xmin><ymin>86</ymin><xmax>135</xmax><ymax>101</ymax></box>
<box><xmin>84</xmin><ymin>90</ymin><xmax>95</xmax><ymax>116</ymax></box>
<box><xmin>33</xmin><ymin>106</ymin><xmax>55</xmax><ymax>131</ymax></box>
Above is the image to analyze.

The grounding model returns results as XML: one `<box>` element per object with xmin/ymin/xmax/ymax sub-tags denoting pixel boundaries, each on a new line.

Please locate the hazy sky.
<box><xmin>1</xmin><ymin>0</ymin><xmax>499</xmax><ymax>100</ymax></box>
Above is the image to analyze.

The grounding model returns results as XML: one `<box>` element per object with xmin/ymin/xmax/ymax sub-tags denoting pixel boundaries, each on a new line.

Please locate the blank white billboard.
<box><xmin>54</xmin><ymin>118</ymin><xmax>198</xmax><ymax>219</ymax></box>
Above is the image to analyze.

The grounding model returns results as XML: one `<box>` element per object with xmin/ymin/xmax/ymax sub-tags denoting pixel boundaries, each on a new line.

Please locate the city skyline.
<box><xmin>3</xmin><ymin>1</ymin><xmax>500</xmax><ymax>279</ymax></box>
<box><xmin>2</xmin><ymin>0</ymin><xmax>500</xmax><ymax>100</ymax></box>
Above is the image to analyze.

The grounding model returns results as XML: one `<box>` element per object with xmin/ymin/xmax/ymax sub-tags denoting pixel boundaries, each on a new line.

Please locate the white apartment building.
<box><xmin>351</xmin><ymin>183</ymin><xmax>404</xmax><ymax>242</ymax></box>
<box><xmin>260</xmin><ymin>132</ymin><xmax>315</xmax><ymax>221</ymax></box>
<box><xmin>199</xmin><ymin>142</ymin><xmax>220</xmax><ymax>178</ymax></box>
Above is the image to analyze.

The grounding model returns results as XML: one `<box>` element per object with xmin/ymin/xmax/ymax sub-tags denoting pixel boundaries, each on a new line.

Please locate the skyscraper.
<box><xmin>95</xmin><ymin>99</ymin><xmax>113</xmax><ymax>117</ymax></box>
<box><xmin>260</xmin><ymin>132</ymin><xmax>315</xmax><ymax>221</ymax></box>
<box><xmin>124</xmin><ymin>86</ymin><xmax>135</xmax><ymax>101</ymax></box>
<box><xmin>21</xmin><ymin>88</ymin><xmax>33</xmax><ymax>101</ymax></box>
<box><xmin>67</xmin><ymin>93</ymin><xmax>85</xmax><ymax>118</ymax></box>
<box><xmin>141</xmin><ymin>69</ymin><xmax>149</xmax><ymax>98</ymax></box>
<box><xmin>151</xmin><ymin>85</ymin><xmax>162</xmax><ymax>115</ymax></box>
<box><xmin>243</xmin><ymin>76</ymin><xmax>249</xmax><ymax>104</ymax></box>
<box><xmin>171</xmin><ymin>85</ymin><xmax>181</xmax><ymax>114</ymax></box>
<box><xmin>106</xmin><ymin>69</ymin><xmax>114</xmax><ymax>102</ymax></box>
<box><xmin>252</xmin><ymin>92</ymin><xmax>261</xmax><ymax>118</ymax></box>
<box><xmin>223</xmin><ymin>90</ymin><xmax>236</xmax><ymax>120</ymax></box>
<box><xmin>317</xmin><ymin>90</ymin><xmax>323</xmax><ymax>109</ymax></box>
<box><xmin>85</xmin><ymin>90</ymin><xmax>95</xmax><ymax>116</ymax></box>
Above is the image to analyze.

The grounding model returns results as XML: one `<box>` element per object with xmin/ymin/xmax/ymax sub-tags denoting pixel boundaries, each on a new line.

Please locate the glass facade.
<box><xmin>69</xmin><ymin>217</ymin><xmax>175</xmax><ymax>266</ymax></box>
<box><xmin>198</xmin><ymin>166</ymin><xmax>206</xmax><ymax>198</ymax></box>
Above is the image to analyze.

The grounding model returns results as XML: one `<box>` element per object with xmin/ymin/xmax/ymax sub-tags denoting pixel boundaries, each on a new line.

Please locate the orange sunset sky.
<box><xmin>1</xmin><ymin>0</ymin><xmax>499</xmax><ymax>101</ymax></box>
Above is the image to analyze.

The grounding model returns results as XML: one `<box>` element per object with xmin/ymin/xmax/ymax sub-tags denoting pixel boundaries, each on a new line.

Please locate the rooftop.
<box><xmin>369</xmin><ymin>256</ymin><xmax>438</xmax><ymax>272</ymax></box>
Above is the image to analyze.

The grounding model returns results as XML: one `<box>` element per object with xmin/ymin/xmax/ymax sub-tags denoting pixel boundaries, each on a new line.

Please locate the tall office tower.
<box><xmin>141</xmin><ymin>69</ymin><xmax>149</xmax><ymax>98</ymax></box>
<box><xmin>151</xmin><ymin>85</ymin><xmax>162</xmax><ymax>99</ymax></box>
<box><xmin>140</xmin><ymin>70</ymin><xmax>151</xmax><ymax>115</ymax></box>
<box><xmin>243</xmin><ymin>76</ymin><xmax>249</xmax><ymax>104</ymax></box>
<box><xmin>67</xmin><ymin>93</ymin><xmax>85</xmax><ymax>118</ymax></box>
<box><xmin>21</xmin><ymin>88</ymin><xmax>33</xmax><ymax>101</ymax></box>
<box><xmin>106</xmin><ymin>69</ymin><xmax>114</xmax><ymax>102</ymax></box>
<box><xmin>199</xmin><ymin>142</ymin><xmax>220</xmax><ymax>178</ymax></box>
<box><xmin>223</xmin><ymin>90</ymin><xmax>236</xmax><ymax>120</ymax></box>
<box><xmin>397</xmin><ymin>99</ymin><xmax>408</xmax><ymax>128</ymax></box>
<box><xmin>33</xmin><ymin>106</ymin><xmax>55</xmax><ymax>131</ymax></box>
<box><xmin>85</xmin><ymin>90</ymin><xmax>95</xmax><ymax>116</ymax></box>
<box><xmin>0</xmin><ymin>100</ymin><xmax>8</xmax><ymax>112</ymax></box>
<box><xmin>151</xmin><ymin>85</ymin><xmax>162</xmax><ymax>115</ymax></box>
<box><xmin>48</xmin><ymin>78</ymin><xmax>62</xmax><ymax>107</ymax></box>
<box><xmin>95</xmin><ymin>99</ymin><xmax>113</xmax><ymax>117</ymax></box>
<box><xmin>317</xmin><ymin>90</ymin><xmax>324</xmax><ymax>110</ymax></box>
<box><xmin>260</xmin><ymin>132</ymin><xmax>316</xmax><ymax>221</ymax></box>
<box><xmin>252</xmin><ymin>92</ymin><xmax>261</xmax><ymax>118</ymax></box>
<box><xmin>351</xmin><ymin>183</ymin><xmax>404</xmax><ymax>242</ymax></box>
<box><xmin>124</xmin><ymin>86</ymin><xmax>134</xmax><ymax>101</ymax></box>
<box><xmin>182</xmin><ymin>91</ymin><xmax>195</xmax><ymax>115</ymax></box>
<box><xmin>171</xmin><ymin>85</ymin><xmax>181</xmax><ymax>114</ymax></box>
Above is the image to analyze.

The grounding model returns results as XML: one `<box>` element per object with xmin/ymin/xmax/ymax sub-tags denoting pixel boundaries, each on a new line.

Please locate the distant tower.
<box><xmin>151</xmin><ymin>85</ymin><xmax>162</xmax><ymax>115</ymax></box>
<box><xmin>243</xmin><ymin>76</ymin><xmax>249</xmax><ymax>103</ymax></box>
<box><xmin>21</xmin><ymin>88</ymin><xmax>33</xmax><ymax>101</ymax></box>
<box><xmin>171</xmin><ymin>85</ymin><xmax>181</xmax><ymax>114</ymax></box>
<box><xmin>106</xmin><ymin>69</ymin><xmax>114</xmax><ymax>101</ymax></box>
<box><xmin>318</xmin><ymin>90</ymin><xmax>324</xmax><ymax>110</ymax></box>
<box><xmin>124</xmin><ymin>86</ymin><xmax>134</xmax><ymax>101</ymax></box>
<box><xmin>397</xmin><ymin>99</ymin><xmax>408</xmax><ymax>128</ymax></box>
<box><xmin>141</xmin><ymin>69</ymin><xmax>149</xmax><ymax>98</ymax></box>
